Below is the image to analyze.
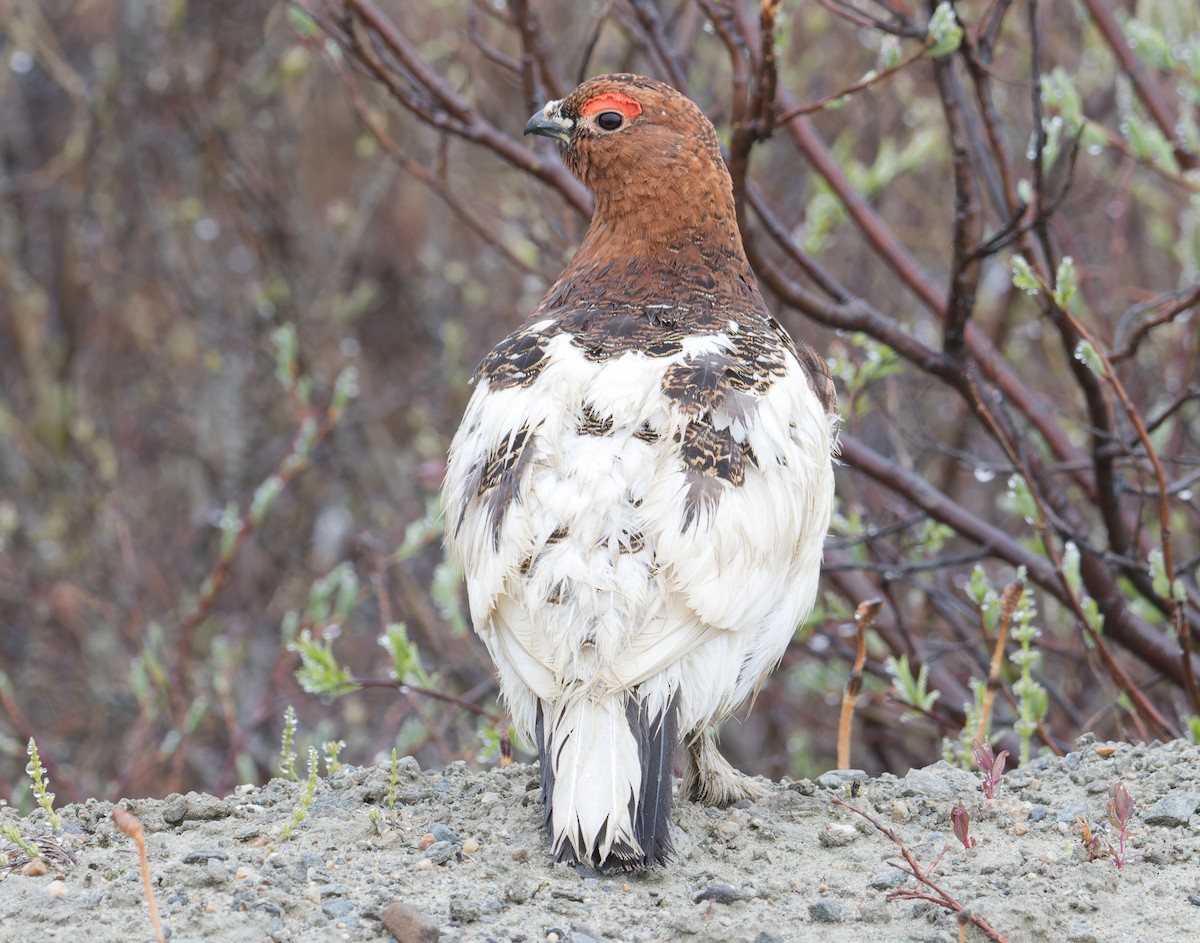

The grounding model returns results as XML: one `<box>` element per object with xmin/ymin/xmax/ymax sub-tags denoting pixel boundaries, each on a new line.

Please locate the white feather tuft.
<box><xmin>545</xmin><ymin>693</ymin><xmax>642</xmax><ymax>866</ymax></box>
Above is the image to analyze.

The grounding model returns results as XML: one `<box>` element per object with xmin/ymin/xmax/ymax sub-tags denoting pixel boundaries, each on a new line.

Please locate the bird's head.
<box><xmin>524</xmin><ymin>74</ymin><xmax>730</xmax><ymax>214</ymax></box>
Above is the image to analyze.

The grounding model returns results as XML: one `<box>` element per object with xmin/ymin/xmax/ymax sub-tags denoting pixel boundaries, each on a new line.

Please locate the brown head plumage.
<box><xmin>525</xmin><ymin>74</ymin><xmax>757</xmax><ymax>313</ymax></box>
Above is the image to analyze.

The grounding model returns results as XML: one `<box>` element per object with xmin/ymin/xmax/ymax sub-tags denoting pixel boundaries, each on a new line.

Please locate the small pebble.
<box><xmin>428</xmin><ymin>824</ymin><xmax>460</xmax><ymax>844</ymax></box>
<box><xmin>693</xmin><ymin>883</ymin><xmax>748</xmax><ymax>904</ymax></box>
<box><xmin>380</xmin><ymin>901</ymin><xmax>439</xmax><ymax>943</ymax></box>
<box><xmin>322</xmin><ymin>899</ymin><xmax>355</xmax><ymax>920</ymax></box>
<box><xmin>23</xmin><ymin>859</ymin><xmax>49</xmax><ymax>877</ymax></box>
<box><xmin>206</xmin><ymin>858</ymin><xmax>229</xmax><ymax>884</ymax></box>
<box><xmin>815</xmin><ymin>769</ymin><xmax>867</xmax><ymax>789</ymax></box>
<box><xmin>1144</xmin><ymin>793</ymin><xmax>1200</xmax><ymax>828</ymax></box>
<box><xmin>462</xmin><ymin>837</ymin><xmax>480</xmax><ymax>854</ymax></box>
<box><xmin>867</xmin><ymin>869</ymin><xmax>908</xmax><ymax>891</ymax></box>
<box><xmin>424</xmin><ymin>840</ymin><xmax>456</xmax><ymax>865</ymax></box>
<box><xmin>818</xmin><ymin>823</ymin><xmax>858</xmax><ymax>847</ymax></box>
<box><xmin>45</xmin><ymin>879</ymin><xmax>68</xmax><ymax>898</ymax></box>
<box><xmin>448</xmin><ymin>893</ymin><xmax>481</xmax><ymax>923</ymax></box>
<box><xmin>808</xmin><ymin>900</ymin><xmax>843</xmax><ymax>923</ymax></box>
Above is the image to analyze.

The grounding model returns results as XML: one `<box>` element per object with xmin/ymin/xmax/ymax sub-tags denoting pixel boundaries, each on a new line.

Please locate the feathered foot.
<box><xmin>681</xmin><ymin>729</ymin><xmax>764</xmax><ymax>806</ymax></box>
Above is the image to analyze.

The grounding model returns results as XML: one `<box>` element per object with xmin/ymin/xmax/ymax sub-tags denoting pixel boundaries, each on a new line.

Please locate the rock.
<box><xmin>815</xmin><ymin>769</ymin><xmax>868</xmax><ymax>789</ymax></box>
<box><xmin>22</xmin><ymin>859</ymin><xmax>48</xmax><ymax>877</ymax></box>
<box><xmin>448</xmin><ymin>893</ymin><xmax>480</xmax><ymax>923</ymax></box>
<box><xmin>1055</xmin><ymin>802</ymin><xmax>1087</xmax><ymax>824</ymax></box>
<box><xmin>808</xmin><ymin>900</ymin><xmax>843</xmax><ymax>923</ymax></box>
<box><xmin>867</xmin><ymin>869</ymin><xmax>909</xmax><ymax>890</ymax></box>
<box><xmin>693</xmin><ymin>883</ymin><xmax>749</xmax><ymax>904</ymax></box>
<box><xmin>900</xmin><ymin>763</ymin><xmax>977</xmax><ymax>799</ymax></box>
<box><xmin>162</xmin><ymin>794</ymin><xmax>188</xmax><ymax>825</ymax></box>
<box><xmin>428</xmin><ymin>823</ymin><xmax>460</xmax><ymax>844</ymax></box>
<box><xmin>381</xmin><ymin>901</ymin><xmax>440</xmax><ymax>943</ymax></box>
<box><xmin>162</xmin><ymin>792</ymin><xmax>230</xmax><ymax>825</ymax></box>
<box><xmin>322</xmin><ymin>899</ymin><xmax>355</xmax><ymax>920</ymax></box>
<box><xmin>205</xmin><ymin>857</ymin><xmax>229</xmax><ymax>884</ymax></box>
<box><xmin>505</xmin><ymin>881</ymin><xmax>531</xmax><ymax>904</ymax></box>
<box><xmin>181</xmin><ymin>849</ymin><xmax>228</xmax><ymax>865</ymax></box>
<box><xmin>1143</xmin><ymin>793</ymin><xmax>1200</xmax><ymax>828</ymax></box>
<box><xmin>818</xmin><ymin>823</ymin><xmax>859</xmax><ymax>847</ymax></box>
<box><xmin>424</xmin><ymin>840</ymin><xmax>456</xmax><ymax>865</ymax></box>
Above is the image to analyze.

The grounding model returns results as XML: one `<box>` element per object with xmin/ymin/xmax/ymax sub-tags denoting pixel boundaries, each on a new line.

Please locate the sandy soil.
<box><xmin>2</xmin><ymin>735</ymin><xmax>1198</xmax><ymax>942</ymax></box>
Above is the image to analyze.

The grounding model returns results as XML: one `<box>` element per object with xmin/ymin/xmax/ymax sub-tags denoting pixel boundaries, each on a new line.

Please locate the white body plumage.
<box><xmin>443</xmin><ymin>325</ymin><xmax>836</xmax><ymax>866</ymax></box>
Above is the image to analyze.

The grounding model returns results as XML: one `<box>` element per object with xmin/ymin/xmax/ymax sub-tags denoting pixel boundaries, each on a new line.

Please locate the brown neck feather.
<box><xmin>537</xmin><ymin>126</ymin><xmax>763</xmax><ymax>316</ymax></box>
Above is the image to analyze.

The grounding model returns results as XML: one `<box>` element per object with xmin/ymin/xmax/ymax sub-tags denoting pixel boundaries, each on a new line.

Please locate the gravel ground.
<box><xmin>3</xmin><ymin>735</ymin><xmax>1199</xmax><ymax>942</ymax></box>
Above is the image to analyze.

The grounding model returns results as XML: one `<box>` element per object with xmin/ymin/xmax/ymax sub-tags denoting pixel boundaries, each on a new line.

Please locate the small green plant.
<box><xmin>278</xmin><ymin>746</ymin><xmax>319</xmax><ymax>843</ymax></box>
<box><xmin>387</xmin><ymin>748</ymin><xmax>399</xmax><ymax>811</ymax></box>
<box><xmin>322</xmin><ymin>739</ymin><xmax>345</xmax><ymax>776</ymax></box>
<box><xmin>885</xmin><ymin>654</ymin><xmax>940</xmax><ymax>718</ymax></box>
<box><xmin>379</xmin><ymin>622</ymin><xmax>432</xmax><ymax>687</ymax></box>
<box><xmin>961</xmin><ymin>566</ymin><xmax>1048</xmax><ymax>765</ymax></box>
<box><xmin>291</xmin><ymin>630</ymin><xmax>360</xmax><ymax>697</ymax></box>
<box><xmin>943</xmin><ymin>677</ymin><xmax>986</xmax><ymax>768</ymax></box>
<box><xmin>26</xmin><ymin>738</ymin><xmax>61</xmax><ymax>831</ymax></box>
<box><xmin>2</xmin><ymin>820</ymin><xmax>44</xmax><ymax>862</ymax></box>
<box><xmin>1008</xmin><ymin>585</ymin><xmax>1049</xmax><ymax>764</ymax></box>
<box><xmin>278</xmin><ymin>705</ymin><xmax>299</xmax><ymax>781</ymax></box>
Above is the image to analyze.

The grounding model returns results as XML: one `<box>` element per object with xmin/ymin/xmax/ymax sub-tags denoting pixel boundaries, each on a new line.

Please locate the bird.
<box><xmin>442</xmin><ymin>73</ymin><xmax>837</xmax><ymax>870</ymax></box>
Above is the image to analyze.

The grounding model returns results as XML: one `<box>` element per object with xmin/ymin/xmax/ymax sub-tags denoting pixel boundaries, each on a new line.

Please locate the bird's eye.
<box><xmin>595</xmin><ymin>111</ymin><xmax>624</xmax><ymax>131</ymax></box>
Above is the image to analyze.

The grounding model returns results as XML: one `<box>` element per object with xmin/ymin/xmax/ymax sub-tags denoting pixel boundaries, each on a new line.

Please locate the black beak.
<box><xmin>524</xmin><ymin>104</ymin><xmax>572</xmax><ymax>142</ymax></box>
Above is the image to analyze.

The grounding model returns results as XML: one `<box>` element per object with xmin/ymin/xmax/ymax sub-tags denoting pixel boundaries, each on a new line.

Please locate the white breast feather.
<box><xmin>444</xmin><ymin>335</ymin><xmax>835</xmax><ymax>741</ymax></box>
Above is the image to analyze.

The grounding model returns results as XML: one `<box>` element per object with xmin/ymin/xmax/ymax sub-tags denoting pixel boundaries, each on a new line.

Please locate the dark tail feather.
<box><xmin>633</xmin><ymin>691</ymin><xmax>680</xmax><ymax>867</ymax></box>
<box><xmin>536</xmin><ymin>692</ymin><xmax>679</xmax><ymax>871</ymax></box>
<box><xmin>536</xmin><ymin>701</ymin><xmax>555</xmax><ymax>842</ymax></box>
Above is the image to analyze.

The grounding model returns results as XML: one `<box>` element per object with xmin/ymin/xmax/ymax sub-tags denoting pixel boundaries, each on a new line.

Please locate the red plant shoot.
<box><xmin>1107</xmin><ymin>781</ymin><xmax>1134</xmax><ymax>869</ymax></box>
<box><xmin>951</xmin><ymin>800</ymin><xmax>976</xmax><ymax>849</ymax></box>
<box><xmin>972</xmin><ymin>739</ymin><xmax>1010</xmax><ymax>800</ymax></box>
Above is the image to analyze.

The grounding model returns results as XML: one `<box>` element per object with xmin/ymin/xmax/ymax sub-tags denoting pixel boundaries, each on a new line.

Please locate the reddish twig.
<box><xmin>837</xmin><ymin>598</ymin><xmax>881</xmax><ymax>769</ymax></box>
<box><xmin>832</xmin><ymin>798</ymin><xmax>1013</xmax><ymax>943</ymax></box>
<box><xmin>112</xmin><ymin>809</ymin><xmax>166</xmax><ymax>943</ymax></box>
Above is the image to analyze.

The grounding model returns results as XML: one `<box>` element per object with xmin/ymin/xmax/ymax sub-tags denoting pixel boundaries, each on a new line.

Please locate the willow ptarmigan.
<box><xmin>443</xmin><ymin>74</ymin><xmax>837</xmax><ymax>870</ymax></box>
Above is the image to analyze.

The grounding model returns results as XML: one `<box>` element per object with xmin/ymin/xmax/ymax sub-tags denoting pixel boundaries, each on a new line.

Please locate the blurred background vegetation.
<box><xmin>1</xmin><ymin>0</ymin><xmax>1198</xmax><ymax>808</ymax></box>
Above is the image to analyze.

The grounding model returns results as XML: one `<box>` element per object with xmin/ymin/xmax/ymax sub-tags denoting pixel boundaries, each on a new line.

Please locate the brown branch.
<box><xmin>332</xmin><ymin>0</ymin><xmax>591</xmax><ymax>216</ymax></box>
<box><xmin>334</xmin><ymin>60</ymin><xmax>550</xmax><ymax>278</ymax></box>
<box><xmin>776</xmin><ymin>41</ymin><xmax>928</xmax><ymax>121</ymax></box>
<box><xmin>841</xmin><ymin>432</ymin><xmax>1185</xmax><ymax>738</ymax></box>
<box><xmin>350</xmin><ymin>678</ymin><xmax>503</xmax><ymax>722</ymax></box>
<box><xmin>112</xmin><ymin>810</ymin><xmax>166</xmax><ymax>943</ymax></box>
<box><xmin>931</xmin><ymin>48</ymin><xmax>984</xmax><ymax>364</ymax></box>
<box><xmin>1056</xmin><ymin>307</ymin><xmax>1200</xmax><ymax>713</ymax></box>
<box><xmin>1078</xmin><ymin>0</ymin><xmax>1196</xmax><ymax>171</ymax></box>
<box><xmin>837</xmin><ymin>599</ymin><xmax>881</xmax><ymax>769</ymax></box>
<box><xmin>1110</xmin><ymin>284</ymin><xmax>1200</xmax><ymax>363</ymax></box>
<box><xmin>978</xmin><ymin>580</ymin><xmax>1023</xmax><ymax>741</ymax></box>
<box><xmin>831</xmin><ymin>799</ymin><xmax>1014</xmax><ymax>943</ymax></box>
